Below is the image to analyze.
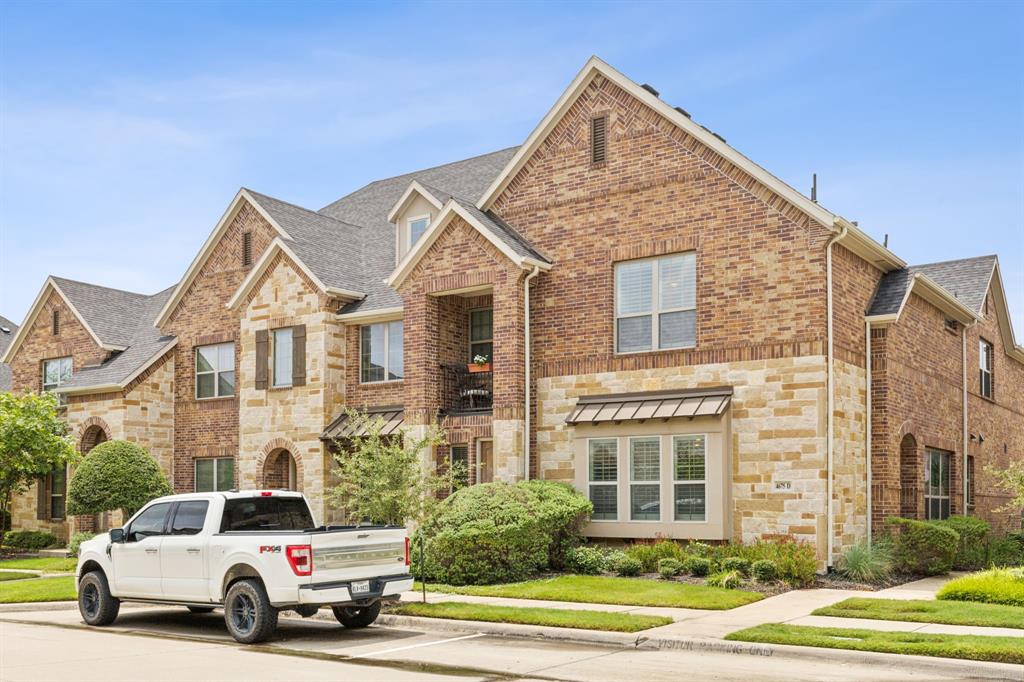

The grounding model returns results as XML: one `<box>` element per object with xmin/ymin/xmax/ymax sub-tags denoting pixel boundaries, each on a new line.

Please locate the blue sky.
<box><xmin>1</xmin><ymin>1</ymin><xmax>1021</xmax><ymax>335</ymax></box>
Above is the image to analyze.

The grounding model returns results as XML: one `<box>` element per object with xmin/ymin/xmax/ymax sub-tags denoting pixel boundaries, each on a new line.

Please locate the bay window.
<box><xmin>673</xmin><ymin>435</ymin><xmax>706</xmax><ymax>521</ymax></box>
<box><xmin>615</xmin><ymin>252</ymin><xmax>696</xmax><ymax>353</ymax></box>
<box><xmin>629</xmin><ymin>437</ymin><xmax>661</xmax><ymax>520</ymax></box>
<box><xmin>588</xmin><ymin>439</ymin><xmax>618</xmax><ymax>520</ymax></box>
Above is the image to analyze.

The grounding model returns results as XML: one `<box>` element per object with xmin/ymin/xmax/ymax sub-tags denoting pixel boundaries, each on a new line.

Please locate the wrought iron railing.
<box><xmin>440</xmin><ymin>363</ymin><xmax>493</xmax><ymax>414</ymax></box>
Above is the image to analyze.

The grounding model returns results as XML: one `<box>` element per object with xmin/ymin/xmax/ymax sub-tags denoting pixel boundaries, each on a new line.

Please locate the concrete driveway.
<box><xmin>0</xmin><ymin>605</ymin><xmax>1013</xmax><ymax>682</ymax></box>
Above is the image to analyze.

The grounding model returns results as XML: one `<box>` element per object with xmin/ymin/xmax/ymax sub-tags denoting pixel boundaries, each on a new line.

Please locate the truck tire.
<box><xmin>224</xmin><ymin>579</ymin><xmax>278</xmax><ymax>643</ymax></box>
<box><xmin>187</xmin><ymin>606</ymin><xmax>215</xmax><ymax>614</ymax></box>
<box><xmin>332</xmin><ymin>601</ymin><xmax>381</xmax><ymax>628</ymax></box>
<box><xmin>78</xmin><ymin>571</ymin><xmax>120</xmax><ymax>626</ymax></box>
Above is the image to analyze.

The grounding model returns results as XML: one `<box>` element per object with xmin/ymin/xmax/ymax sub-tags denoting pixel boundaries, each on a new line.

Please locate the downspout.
<box><xmin>865</xmin><ymin>319</ymin><xmax>872</xmax><ymax>546</ymax></box>
<box><xmin>962</xmin><ymin>325</ymin><xmax>969</xmax><ymax>513</ymax></box>
<box><xmin>825</xmin><ymin>222</ymin><xmax>848</xmax><ymax>569</ymax></box>
<box><xmin>524</xmin><ymin>265</ymin><xmax>541</xmax><ymax>481</ymax></box>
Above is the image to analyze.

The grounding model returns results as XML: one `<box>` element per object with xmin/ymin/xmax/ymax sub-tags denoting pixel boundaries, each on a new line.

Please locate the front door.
<box><xmin>160</xmin><ymin>500</ymin><xmax>211</xmax><ymax>602</ymax></box>
<box><xmin>476</xmin><ymin>439</ymin><xmax>493</xmax><ymax>484</ymax></box>
<box><xmin>111</xmin><ymin>502</ymin><xmax>171</xmax><ymax>598</ymax></box>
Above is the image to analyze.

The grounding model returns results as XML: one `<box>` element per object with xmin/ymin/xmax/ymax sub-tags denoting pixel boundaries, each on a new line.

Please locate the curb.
<box><xmin>0</xmin><ymin>601</ymin><xmax>77</xmax><ymax>613</ymax></box>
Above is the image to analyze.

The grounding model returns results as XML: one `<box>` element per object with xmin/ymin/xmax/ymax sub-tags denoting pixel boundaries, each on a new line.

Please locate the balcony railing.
<box><xmin>440</xmin><ymin>363</ymin><xmax>493</xmax><ymax>414</ymax></box>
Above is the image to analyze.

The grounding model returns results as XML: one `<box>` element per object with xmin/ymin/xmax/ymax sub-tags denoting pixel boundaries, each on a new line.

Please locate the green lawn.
<box><xmin>0</xmin><ymin>575</ymin><xmax>76</xmax><ymax>603</ymax></box>
<box><xmin>0</xmin><ymin>557</ymin><xmax>77</xmax><ymax>572</ymax></box>
<box><xmin>726</xmin><ymin>623</ymin><xmax>1024</xmax><ymax>664</ymax></box>
<box><xmin>392</xmin><ymin>601</ymin><xmax>672</xmax><ymax>632</ymax></box>
<box><xmin>416</xmin><ymin>575</ymin><xmax>762</xmax><ymax>610</ymax></box>
<box><xmin>814</xmin><ymin>598</ymin><xmax>1024</xmax><ymax>630</ymax></box>
<box><xmin>0</xmin><ymin>572</ymin><xmax>38</xmax><ymax>582</ymax></box>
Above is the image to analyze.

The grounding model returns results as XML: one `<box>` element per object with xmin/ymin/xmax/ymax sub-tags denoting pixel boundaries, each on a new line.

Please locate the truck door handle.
<box><xmin>187</xmin><ymin>548</ymin><xmax>201</xmax><ymax>554</ymax></box>
<box><xmin>145</xmin><ymin>548</ymin><xmax>159</xmax><ymax>554</ymax></box>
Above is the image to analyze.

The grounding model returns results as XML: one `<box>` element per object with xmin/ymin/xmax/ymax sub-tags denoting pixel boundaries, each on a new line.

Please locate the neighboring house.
<box><xmin>2</xmin><ymin>58</ymin><xmax>1020</xmax><ymax>565</ymax></box>
<box><xmin>0</xmin><ymin>315</ymin><xmax>18</xmax><ymax>392</ymax></box>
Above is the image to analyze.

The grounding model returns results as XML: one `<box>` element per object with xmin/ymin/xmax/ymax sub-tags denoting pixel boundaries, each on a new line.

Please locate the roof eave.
<box><xmin>386</xmin><ymin>181</ymin><xmax>444</xmax><ymax>224</ymax></box>
<box><xmin>335</xmin><ymin>306</ymin><xmax>404</xmax><ymax>325</ymax></box>
<box><xmin>833</xmin><ymin>218</ymin><xmax>906</xmax><ymax>272</ymax></box>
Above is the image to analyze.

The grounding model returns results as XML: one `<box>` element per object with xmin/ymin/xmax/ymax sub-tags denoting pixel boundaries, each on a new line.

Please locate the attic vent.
<box><xmin>1</xmin><ymin>326</ymin><xmax>10</xmax><ymax>334</ymax></box>
<box><xmin>673</xmin><ymin>106</ymin><xmax>691</xmax><ymax>119</ymax></box>
<box><xmin>591</xmin><ymin>115</ymin><xmax>608</xmax><ymax>165</ymax></box>
<box><xmin>640</xmin><ymin>83</ymin><xmax>659</xmax><ymax>97</ymax></box>
<box><xmin>944</xmin><ymin>318</ymin><xmax>959</xmax><ymax>333</ymax></box>
<box><xmin>242</xmin><ymin>231</ymin><xmax>253</xmax><ymax>267</ymax></box>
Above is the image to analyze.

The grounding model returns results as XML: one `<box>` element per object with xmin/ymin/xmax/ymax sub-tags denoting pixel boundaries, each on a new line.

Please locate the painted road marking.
<box><xmin>352</xmin><ymin>632</ymin><xmax>487</xmax><ymax>658</ymax></box>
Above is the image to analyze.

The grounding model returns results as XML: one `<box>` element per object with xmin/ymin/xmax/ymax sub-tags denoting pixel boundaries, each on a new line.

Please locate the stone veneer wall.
<box><xmin>536</xmin><ymin>355</ymin><xmax>866</xmax><ymax>559</ymax></box>
<box><xmin>237</xmin><ymin>254</ymin><xmax>340</xmax><ymax>522</ymax></box>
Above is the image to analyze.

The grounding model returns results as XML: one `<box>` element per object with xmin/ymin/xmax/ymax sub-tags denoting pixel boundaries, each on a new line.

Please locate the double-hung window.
<box><xmin>979</xmin><ymin>339</ymin><xmax>993</xmax><ymax>399</ymax></box>
<box><xmin>469</xmin><ymin>309</ymin><xmax>493</xmax><ymax>363</ymax></box>
<box><xmin>360</xmin><ymin>321</ymin><xmax>404</xmax><ymax>383</ymax></box>
<box><xmin>629</xmin><ymin>437</ymin><xmax>661</xmax><ymax>520</ymax></box>
<box><xmin>49</xmin><ymin>466</ymin><xmax>67</xmax><ymax>519</ymax></box>
<box><xmin>42</xmin><ymin>357</ymin><xmax>73</xmax><ymax>406</ymax></box>
<box><xmin>588</xmin><ymin>439</ymin><xmax>618</xmax><ymax>520</ymax></box>
<box><xmin>408</xmin><ymin>216</ymin><xmax>430</xmax><ymax>249</ymax></box>
<box><xmin>196</xmin><ymin>343</ymin><xmax>234</xmax><ymax>398</ymax></box>
<box><xmin>195</xmin><ymin>457</ymin><xmax>234</xmax><ymax>492</ymax></box>
<box><xmin>615</xmin><ymin>252</ymin><xmax>696</xmax><ymax>353</ymax></box>
<box><xmin>673</xmin><ymin>435</ymin><xmax>706</xmax><ymax>521</ymax></box>
<box><xmin>924</xmin><ymin>448</ymin><xmax>951</xmax><ymax>521</ymax></box>
<box><xmin>273</xmin><ymin>328</ymin><xmax>293</xmax><ymax>387</ymax></box>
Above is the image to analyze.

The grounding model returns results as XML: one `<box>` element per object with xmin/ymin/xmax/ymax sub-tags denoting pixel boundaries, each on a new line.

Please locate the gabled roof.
<box><xmin>386</xmin><ymin>197</ymin><xmax>551</xmax><ymax>290</ymax></box>
<box><xmin>386</xmin><ymin>180</ymin><xmax>446</xmax><ymax>223</ymax></box>
<box><xmin>476</xmin><ymin>56</ymin><xmax>905</xmax><ymax>273</ymax></box>
<box><xmin>868</xmin><ymin>255</ymin><xmax>996</xmax><ymax>320</ymax></box>
<box><xmin>0</xmin><ymin>315</ymin><xmax>18</xmax><ymax>392</ymax></box>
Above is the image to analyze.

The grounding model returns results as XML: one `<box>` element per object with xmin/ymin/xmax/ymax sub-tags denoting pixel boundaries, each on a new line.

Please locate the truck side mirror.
<box><xmin>109</xmin><ymin>528</ymin><xmax>125</xmax><ymax>543</ymax></box>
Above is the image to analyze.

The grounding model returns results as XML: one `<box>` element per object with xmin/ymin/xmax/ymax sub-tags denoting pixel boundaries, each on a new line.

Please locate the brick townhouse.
<box><xmin>3</xmin><ymin>57</ymin><xmax>1021</xmax><ymax>567</ymax></box>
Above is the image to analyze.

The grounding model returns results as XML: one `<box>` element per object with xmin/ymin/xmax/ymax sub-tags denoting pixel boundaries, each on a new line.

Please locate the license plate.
<box><xmin>350</xmin><ymin>580</ymin><xmax>370</xmax><ymax>594</ymax></box>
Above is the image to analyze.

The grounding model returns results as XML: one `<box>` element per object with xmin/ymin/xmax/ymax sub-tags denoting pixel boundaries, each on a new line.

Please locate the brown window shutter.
<box><xmin>292</xmin><ymin>325</ymin><xmax>306</xmax><ymax>387</ymax></box>
<box><xmin>591</xmin><ymin>115</ymin><xmax>607</xmax><ymax>164</ymax></box>
<box><xmin>36</xmin><ymin>476</ymin><xmax>51</xmax><ymax>520</ymax></box>
<box><xmin>255</xmin><ymin>330</ymin><xmax>269</xmax><ymax>390</ymax></box>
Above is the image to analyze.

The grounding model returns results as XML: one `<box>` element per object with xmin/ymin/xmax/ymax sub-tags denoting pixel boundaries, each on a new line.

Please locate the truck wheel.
<box><xmin>187</xmin><ymin>606</ymin><xmax>215</xmax><ymax>614</ymax></box>
<box><xmin>332</xmin><ymin>601</ymin><xmax>381</xmax><ymax>628</ymax></box>
<box><xmin>224</xmin><ymin>579</ymin><xmax>278</xmax><ymax>644</ymax></box>
<box><xmin>78</xmin><ymin>571</ymin><xmax>120</xmax><ymax>626</ymax></box>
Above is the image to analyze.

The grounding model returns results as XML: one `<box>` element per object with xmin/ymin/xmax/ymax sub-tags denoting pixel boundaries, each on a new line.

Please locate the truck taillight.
<box><xmin>286</xmin><ymin>545</ymin><xmax>312</xmax><ymax>576</ymax></box>
<box><xmin>405</xmin><ymin>537</ymin><xmax>410</xmax><ymax>567</ymax></box>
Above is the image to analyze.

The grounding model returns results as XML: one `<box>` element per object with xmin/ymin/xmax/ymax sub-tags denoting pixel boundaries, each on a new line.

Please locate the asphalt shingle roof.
<box><xmin>52</xmin><ymin>277</ymin><xmax>152</xmax><ymax>348</ymax></box>
<box><xmin>868</xmin><ymin>255</ymin><xmax>996</xmax><ymax>318</ymax></box>
<box><xmin>452</xmin><ymin>197</ymin><xmax>550</xmax><ymax>264</ymax></box>
<box><xmin>0</xmin><ymin>314</ymin><xmax>18</xmax><ymax>392</ymax></box>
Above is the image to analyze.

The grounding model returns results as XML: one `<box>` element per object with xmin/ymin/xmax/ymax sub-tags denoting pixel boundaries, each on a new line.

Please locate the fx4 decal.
<box><xmin>259</xmin><ymin>545</ymin><xmax>281</xmax><ymax>553</ymax></box>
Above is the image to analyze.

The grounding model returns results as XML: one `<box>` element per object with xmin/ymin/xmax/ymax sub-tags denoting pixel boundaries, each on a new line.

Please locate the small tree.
<box><xmin>326</xmin><ymin>410</ymin><xmax>463</xmax><ymax>527</ymax></box>
<box><xmin>988</xmin><ymin>461</ymin><xmax>1024</xmax><ymax>514</ymax></box>
<box><xmin>67</xmin><ymin>440</ymin><xmax>172</xmax><ymax>518</ymax></box>
<box><xmin>0</xmin><ymin>392</ymin><xmax>76</xmax><ymax>544</ymax></box>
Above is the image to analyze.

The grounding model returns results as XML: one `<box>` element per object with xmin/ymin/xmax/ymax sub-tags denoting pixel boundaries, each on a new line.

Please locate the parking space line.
<box><xmin>351</xmin><ymin>632</ymin><xmax>487</xmax><ymax>658</ymax></box>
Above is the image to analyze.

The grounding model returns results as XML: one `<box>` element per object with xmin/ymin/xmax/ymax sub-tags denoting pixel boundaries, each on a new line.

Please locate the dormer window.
<box><xmin>407</xmin><ymin>215</ymin><xmax>430</xmax><ymax>249</ymax></box>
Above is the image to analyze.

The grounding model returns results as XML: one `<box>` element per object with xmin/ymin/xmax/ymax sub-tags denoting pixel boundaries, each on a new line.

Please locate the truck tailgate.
<box><xmin>310</xmin><ymin>527</ymin><xmax>408</xmax><ymax>583</ymax></box>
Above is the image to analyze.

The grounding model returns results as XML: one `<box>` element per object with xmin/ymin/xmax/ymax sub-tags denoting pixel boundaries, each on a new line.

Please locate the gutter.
<box><xmin>962</xmin><ymin>324</ymin><xmax>970</xmax><ymax>513</ymax></box>
<box><xmin>825</xmin><ymin>220</ymin><xmax>848</xmax><ymax>568</ymax></box>
<box><xmin>523</xmin><ymin>265</ymin><xmax>540</xmax><ymax>481</ymax></box>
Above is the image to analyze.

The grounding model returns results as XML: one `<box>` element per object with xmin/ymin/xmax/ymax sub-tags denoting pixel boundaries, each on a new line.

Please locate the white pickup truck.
<box><xmin>75</xmin><ymin>490</ymin><xmax>412</xmax><ymax>643</ymax></box>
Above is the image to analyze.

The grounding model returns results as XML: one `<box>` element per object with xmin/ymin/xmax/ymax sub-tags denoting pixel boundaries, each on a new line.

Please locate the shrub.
<box><xmin>614</xmin><ymin>555</ymin><xmax>643</xmax><ymax>577</ymax></box>
<box><xmin>886</xmin><ymin>517</ymin><xmax>959</xmax><ymax>575</ymax></box>
<box><xmin>834</xmin><ymin>540</ymin><xmax>893</xmax><ymax>582</ymax></box>
<box><xmin>988</xmin><ymin>536</ymin><xmax>1024</xmax><ymax>568</ymax></box>
<box><xmin>722</xmin><ymin>557</ymin><xmax>750</xmax><ymax>576</ymax></box>
<box><xmin>684</xmin><ymin>541</ymin><xmax>714</xmax><ymax>558</ymax></box>
<box><xmin>658</xmin><ymin>558</ymin><xmax>684</xmax><ymax>579</ymax></box>
<box><xmin>624</xmin><ymin>540</ymin><xmax>684</xmax><ymax>573</ymax></box>
<box><xmin>67</xmin><ymin>440</ymin><xmax>172</xmax><ymax>517</ymax></box>
<box><xmin>416</xmin><ymin>480</ymin><xmax>592</xmax><ymax>584</ymax></box>
<box><xmin>932</xmin><ymin>516</ymin><xmax>989</xmax><ymax>570</ymax></box>
<box><xmin>936</xmin><ymin>568</ymin><xmax>1024</xmax><ymax>607</ymax></box>
<box><xmin>751</xmin><ymin>559</ymin><xmax>778</xmax><ymax>582</ymax></box>
<box><xmin>69</xmin><ymin>532</ymin><xmax>95</xmax><ymax>558</ymax></box>
<box><xmin>688</xmin><ymin>556</ymin><xmax>713</xmax><ymax>577</ymax></box>
<box><xmin>707</xmin><ymin>569</ymin><xmax>742</xmax><ymax>589</ymax></box>
<box><xmin>2</xmin><ymin>530</ymin><xmax>60</xmax><ymax>550</ymax></box>
<box><xmin>565</xmin><ymin>546</ymin><xmax>607</xmax><ymax>575</ymax></box>
<box><xmin>728</xmin><ymin>537</ymin><xmax>818</xmax><ymax>586</ymax></box>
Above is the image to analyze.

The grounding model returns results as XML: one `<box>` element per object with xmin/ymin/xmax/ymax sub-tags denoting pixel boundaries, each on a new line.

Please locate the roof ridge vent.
<box><xmin>674</xmin><ymin>106</ymin><xmax>691</xmax><ymax>118</ymax></box>
<box><xmin>640</xmin><ymin>83</ymin><xmax>659</xmax><ymax>97</ymax></box>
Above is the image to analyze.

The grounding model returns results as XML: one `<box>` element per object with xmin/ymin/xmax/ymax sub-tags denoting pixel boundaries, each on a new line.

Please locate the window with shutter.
<box><xmin>255</xmin><ymin>330</ymin><xmax>269</xmax><ymax>390</ymax></box>
<box><xmin>591</xmin><ymin>115</ymin><xmax>607</xmax><ymax>164</ymax></box>
<box><xmin>291</xmin><ymin>325</ymin><xmax>306</xmax><ymax>387</ymax></box>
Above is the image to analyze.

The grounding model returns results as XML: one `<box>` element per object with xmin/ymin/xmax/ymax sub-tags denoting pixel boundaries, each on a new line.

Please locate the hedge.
<box><xmin>886</xmin><ymin>517</ymin><xmax>959</xmax><ymax>575</ymax></box>
<box><xmin>932</xmin><ymin>516</ymin><xmax>989</xmax><ymax>570</ymax></box>
<box><xmin>2</xmin><ymin>530</ymin><xmax>60</xmax><ymax>551</ymax></box>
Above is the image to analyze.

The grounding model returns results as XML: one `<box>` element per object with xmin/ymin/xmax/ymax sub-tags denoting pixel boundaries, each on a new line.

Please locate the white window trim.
<box><xmin>614</xmin><ymin>252</ymin><xmax>697</xmax><ymax>355</ymax></box>
<box><xmin>924</xmin><ymin>448</ymin><xmax>951</xmax><ymax>521</ymax></box>
<box><xmin>406</xmin><ymin>214</ymin><xmax>432</xmax><ymax>252</ymax></box>
<box><xmin>979</xmin><ymin>339</ymin><xmax>993</xmax><ymax>399</ymax></box>
<box><xmin>360</xmin><ymin>321</ymin><xmax>404</xmax><ymax>384</ymax></box>
<box><xmin>272</xmin><ymin>327</ymin><xmax>293</xmax><ymax>388</ymax></box>
<box><xmin>672</xmin><ymin>434</ymin><xmax>708</xmax><ymax>523</ymax></box>
<box><xmin>469</xmin><ymin>307</ymin><xmax>493</xmax><ymax>362</ymax></box>
<box><xmin>194</xmin><ymin>457</ymin><xmax>234</xmax><ymax>493</ymax></box>
<box><xmin>628</xmin><ymin>436</ymin><xmax>662</xmax><ymax>523</ymax></box>
<box><xmin>195</xmin><ymin>342</ymin><xmax>235</xmax><ymax>400</ymax></box>
<box><xmin>42</xmin><ymin>356</ymin><xmax>73</xmax><ymax>404</ymax></box>
<box><xmin>586</xmin><ymin>437</ymin><xmax>619</xmax><ymax>522</ymax></box>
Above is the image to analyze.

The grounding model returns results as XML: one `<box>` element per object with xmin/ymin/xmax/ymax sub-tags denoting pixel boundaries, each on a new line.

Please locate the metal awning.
<box><xmin>321</xmin><ymin>406</ymin><xmax>404</xmax><ymax>439</ymax></box>
<box><xmin>564</xmin><ymin>387</ymin><xmax>732</xmax><ymax>425</ymax></box>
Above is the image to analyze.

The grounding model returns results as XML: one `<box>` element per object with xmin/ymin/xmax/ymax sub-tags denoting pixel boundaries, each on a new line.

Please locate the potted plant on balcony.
<box><xmin>468</xmin><ymin>354</ymin><xmax>491</xmax><ymax>373</ymax></box>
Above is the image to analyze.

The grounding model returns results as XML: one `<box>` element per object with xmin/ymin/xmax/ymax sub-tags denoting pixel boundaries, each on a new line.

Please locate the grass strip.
<box><xmin>0</xmin><ymin>572</ymin><xmax>38</xmax><ymax>582</ymax></box>
<box><xmin>936</xmin><ymin>569</ymin><xmax>1024</xmax><ymax>608</ymax></box>
<box><xmin>814</xmin><ymin>597</ymin><xmax>1024</xmax><ymax>630</ymax></box>
<box><xmin>726</xmin><ymin>623</ymin><xmax>1024</xmax><ymax>664</ymax></box>
<box><xmin>0</xmin><ymin>557</ymin><xmax>77</xmax><ymax>572</ymax></box>
<box><xmin>0</xmin><ymin>575</ymin><xmax>76</xmax><ymax>603</ymax></box>
<box><xmin>392</xmin><ymin>601</ymin><xmax>671</xmax><ymax>632</ymax></box>
<box><xmin>416</xmin><ymin>575</ymin><xmax>761</xmax><ymax>610</ymax></box>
